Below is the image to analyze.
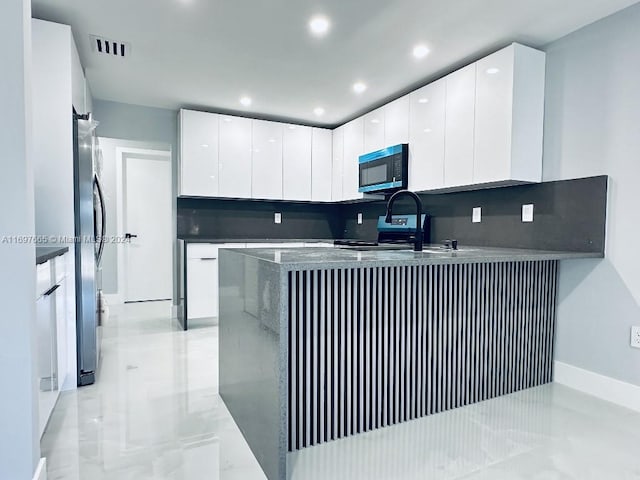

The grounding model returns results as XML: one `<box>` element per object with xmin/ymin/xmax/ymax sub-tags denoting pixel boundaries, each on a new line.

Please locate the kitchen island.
<box><xmin>218</xmin><ymin>246</ymin><xmax>602</xmax><ymax>480</ymax></box>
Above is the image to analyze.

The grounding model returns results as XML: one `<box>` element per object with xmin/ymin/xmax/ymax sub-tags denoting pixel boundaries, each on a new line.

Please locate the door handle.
<box><xmin>43</xmin><ymin>284</ymin><xmax>61</xmax><ymax>297</ymax></box>
<box><xmin>125</xmin><ymin>233</ymin><xmax>138</xmax><ymax>241</ymax></box>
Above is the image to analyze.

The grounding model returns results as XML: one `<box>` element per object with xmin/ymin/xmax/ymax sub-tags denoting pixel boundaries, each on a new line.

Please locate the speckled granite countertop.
<box><xmin>178</xmin><ymin>238</ymin><xmax>336</xmax><ymax>243</ymax></box>
<box><xmin>36</xmin><ymin>246</ymin><xmax>69</xmax><ymax>265</ymax></box>
<box><xmin>221</xmin><ymin>245</ymin><xmax>603</xmax><ymax>270</ymax></box>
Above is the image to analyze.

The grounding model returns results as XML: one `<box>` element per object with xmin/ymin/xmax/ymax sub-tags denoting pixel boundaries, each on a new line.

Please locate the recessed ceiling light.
<box><xmin>309</xmin><ymin>15</ymin><xmax>330</xmax><ymax>36</ymax></box>
<box><xmin>268</xmin><ymin>138</ymin><xmax>276</xmax><ymax>143</ymax></box>
<box><xmin>223</xmin><ymin>117</ymin><xmax>233</xmax><ymax>123</ymax></box>
<box><xmin>288</xmin><ymin>125</ymin><xmax>296</xmax><ymax>130</ymax></box>
<box><xmin>418</xmin><ymin>98</ymin><xmax>429</xmax><ymax>104</ymax></box>
<box><xmin>201</xmin><ymin>144</ymin><xmax>209</xmax><ymax>148</ymax></box>
<box><xmin>371</xmin><ymin>118</ymin><xmax>380</xmax><ymax>124</ymax></box>
<box><xmin>352</xmin><ymin>82</ymin><xmax>367</xmax><ymax>94</ymax></box>
<box><xmin>486</xmin><ymin>67</ymin><xmax>500</xmax><ymax>74</ymax></box>
<box><xmin>412</xmin><ymin>44</ymin><xmax>430</xmax><ymax>59</ymax></box>
<box><xmin>313</xmin><ymin>107</ymin><xmax>325</xmax><ymax>116</ymax></box>
<box><xmin>240</xmin><ymin>96</ymin><xmax>252</xmax><ymax>107</ymax></box>
<box><xmin>423</xmin><ymin>128</ymin><xmax>432</xmax><ymax>133</ymax></box>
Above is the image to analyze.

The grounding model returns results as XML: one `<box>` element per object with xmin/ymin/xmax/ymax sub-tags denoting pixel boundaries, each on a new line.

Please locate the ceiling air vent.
<box><xmin>90</xmin><ymin>35</ymin><xmax>130</xmax><ymax>58</ymax></box>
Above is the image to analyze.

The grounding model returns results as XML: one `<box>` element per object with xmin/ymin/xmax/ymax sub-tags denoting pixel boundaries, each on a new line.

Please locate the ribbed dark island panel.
<box><xmin>287</xmin><ymin>261</ymin><xmax>558</xmax><ymax>451</ymax></box>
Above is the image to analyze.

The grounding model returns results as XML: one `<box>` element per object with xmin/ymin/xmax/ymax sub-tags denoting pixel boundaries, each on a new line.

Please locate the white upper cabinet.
<box><xmin>444</xmin><ymin>63</ymin><xmax>476</xmax><ymax>188</ymax></box>
<box><xmin>219</xmin><ymin>115</ymin><xmax>252</xmax><ymax>198</ymax></box>
<box><xmin>331</xmin><ymin>126</ymin><xmax>345</xmax><ymax>202</ymax></box>
<box><xmin>252</xmin><ymin>119</ymin><xmax>283</xmax><ymax>200</ymax></box>
<box><xmin>363</xmin><ymin>107</ymin><xmax>385</xmax><ymax>153</ymax></box>
<box><xmin>408</xmin><ymin>79</ymin><xmax>446</xmax><ymax>192</ymax></box>
<box><xmin>384</xmin><ymin>96</ymin><xmax>410</xmax><ymax>146</ymax></box>
<box><xmin>473</xmin><ymin>44</ymin><xmax>545</xmax><ymax>185</ymax></box>
<box><xmin>178</xmin><ymin>44</ymin><xmax>544</xmax><ymax>200</ymax></box>
<box><xmin>179</xmin><ymin>109</ymin><xmax>220</xmax><ymax>197</ymax></box>
<box><xmin>342</xmin><ymin>118</ymin><xmax>365</xmax><ymax>201</ymax></box>
<box><xmin>311</xmin><ymin>128</ymin><xmax>333</xmax><ymax>202</ymax></box>
<box><xmin>70</xmin><ymin>36</ymin><xmax>85</xmax><ymax>113</ymax></box>
<box><xmin>283</xmin><ymin>125</ymin><xmax>312</xmax><ymax>201</ymax></box>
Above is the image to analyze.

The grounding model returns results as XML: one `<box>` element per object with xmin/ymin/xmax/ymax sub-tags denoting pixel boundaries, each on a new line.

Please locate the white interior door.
<box><xmin>124</xmin><ymin>156</ymin><xmax>172</xmax><ymax>302</ymax></box>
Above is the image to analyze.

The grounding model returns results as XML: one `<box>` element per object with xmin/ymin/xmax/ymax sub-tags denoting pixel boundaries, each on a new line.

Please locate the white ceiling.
<box><xmin>32</xmin><ymin>0</ymin><xmax>638</xmax><ymax>127</ymax></box>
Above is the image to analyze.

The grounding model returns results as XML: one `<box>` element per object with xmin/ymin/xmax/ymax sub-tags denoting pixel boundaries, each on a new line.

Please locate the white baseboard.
<box><xmin>554</xmin><ymin>361</ymin><xmax>640</xmax><ymax>412</ymax></box>
<box><xmin>171</xmin><ymin>305</ymin><xmax>178</xmax><ymax>320</ymax></box>
<box><xmin>103</xmin><ymin>293</ymin><xmax>123</xmax><ymax>305</ymax></box>
<box><xmin>33</xmin><ymin>458</ymin><xmax>47</xmax><ymax>480</ymax></box>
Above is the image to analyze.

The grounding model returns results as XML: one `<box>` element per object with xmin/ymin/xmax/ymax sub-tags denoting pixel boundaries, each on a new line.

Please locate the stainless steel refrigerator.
<box><xmin>73</xmin><ymin>111</ymin><xmax>106</xmax><ymax>386</ymax></box>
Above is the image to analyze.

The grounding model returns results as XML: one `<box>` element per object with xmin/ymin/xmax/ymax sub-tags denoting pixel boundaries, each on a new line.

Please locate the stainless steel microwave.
<box><xmin>358</xmin><ymin>144</ymin><xmax>408</xmax><ymax>193</ymax></box>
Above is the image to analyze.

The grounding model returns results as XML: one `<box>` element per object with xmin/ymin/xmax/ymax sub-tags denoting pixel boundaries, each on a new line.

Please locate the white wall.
<box><xmin>0</xmin><ymin>0</ymin><xmax>40</xmax><ymax>478</ymax></box>
<box><xmin>543</xmin><ymin>2</ymin><xmax>640</xmax><ymax>386</ymax></box>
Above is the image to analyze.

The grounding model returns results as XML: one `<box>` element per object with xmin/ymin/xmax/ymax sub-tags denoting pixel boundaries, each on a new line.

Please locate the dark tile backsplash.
<box><xmin>177</xmin><ymin>198</ymin><xmax>343</xmax><ymax>240</ymax></box>
<box><xmin>178</xmin><ymin>176</ymin><xmax>607</xmax><ymax>253</ymax></box>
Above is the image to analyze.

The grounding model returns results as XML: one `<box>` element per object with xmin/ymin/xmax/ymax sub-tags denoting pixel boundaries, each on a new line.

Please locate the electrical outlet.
<box><xmin>472</xmin><ymin>207</ymin><xmax>482</xmax><ymax>223</ymax></box>
<box><xmin>631</xmin><ymin>326</ymin><xmax>640</xmax><ymax>349</ymax></box>
<box><xmin>274</xmin><ymin>212</ymin><xmax>282</xmax><ymax>224</ymax></box>
<box><xmin>522</xmin><ymin>204</ymin><xmax>534</xmax><ymax>223</ymax></box>
<box><xmin>357</xmin><ymin>213</ymin><xmax>363</xmax><ymax>225</ymax></box>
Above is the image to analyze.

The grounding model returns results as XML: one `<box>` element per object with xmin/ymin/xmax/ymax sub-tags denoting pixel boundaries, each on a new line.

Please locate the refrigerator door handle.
<box><xmin>94</xmin><ymin>174</ymin><xmax>106</xmax><ymax>267</ymax></box>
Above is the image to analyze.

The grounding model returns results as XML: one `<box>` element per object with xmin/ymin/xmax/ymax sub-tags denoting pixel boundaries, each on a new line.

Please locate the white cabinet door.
<box><xmin>54</xmin><ymin>278</ymin><xmax>67</xmax><ymax>392</ymax></box>
<box><xmin>70</xmin><ymin>37</ymin><xmax>85</xmax><ymax>113</ymax></box>
<box><xmin>187</xmin><ymin>257</ymin><xmax>219</xmax><ymax>319</ymax></box>
<box><xmin>384</xmin><ymin>96</ymin><xmax>410</xmax><ymax>146</ymax></box>
<box><xmin>283</xmin><ymin>125</ymin><xmax>312</xmax><ymax>201</ymax></box>
<box><xmin>363</xmin><ymin>107</ymin><xmax>385</xmax><ymax>153</ymax></box>
<box><xmin>180</xmin><ymin>110</ymin><xmax>220</xmax><ymax>197</ymax></box>
<box><xmin>311</xmin><ymin>128</ymin><xmax>333</xmax><ymax>202</ymax></box>
<box><xmin>473</xmin><ymin>47</ymin><xmax>514</xmax><ymax>184</ymax></box>
<box><xmin>444</xmin><ymin>64</ymin><xmax>476</xmax><ymax>188</ymax></box>
<box><xmin>331</xmin><ymin>126</ymin><xmax>345</xmax><ymax>202</ymax></box>
<box><xmin>342</xmin><ymin>118</ymin><xmax>365</xmax><ymax>200</ymax></box>
<box><xmin>219</xmin><ymin>116</ymin><xmax>252</xmax><ymax>198</ymax></box>
<box><xmin>474</xmin><ymin>43</ymin><xmax>545</xmax><ymax>185</ymax></box>
<box><xmin>408</xmin><ymin>80</ymin><xmax>446</xmax><ymax>191</ymax></box>
<box><xmin>252</xmin><ymin>119</ymin><xmax>283</xmax><ymax>200</ymax></box>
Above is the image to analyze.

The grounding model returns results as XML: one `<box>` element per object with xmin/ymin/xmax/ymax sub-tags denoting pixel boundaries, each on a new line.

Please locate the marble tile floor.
<box><xmin>42</xmin><ymin>301</ymin><xmax>640</xmax><ymax>480</ymax></box>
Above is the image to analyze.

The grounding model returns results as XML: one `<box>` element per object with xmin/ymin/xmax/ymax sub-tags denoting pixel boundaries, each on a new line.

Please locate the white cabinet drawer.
<box><xmin>187</xmin><ymin>242</ymin><xmax>246</xmax><ymax>259</ymax></box>
<box><xmin>36</xmin><ymin>261</ymin><xmax>53</xmax><ymax>299</ymax></box>
<box><xmin>54</xmin><ymin>254</ymin><xmax>66</xmax><ymax>283</ymax></box>
<box><xmin>187</xmin><ymin>243</ymin><xmax>220</xmax><ymax>259</ymax></box>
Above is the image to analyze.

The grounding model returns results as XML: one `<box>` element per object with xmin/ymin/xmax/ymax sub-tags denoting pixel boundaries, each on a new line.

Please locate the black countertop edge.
<box><xmin>36</xmin><ymin>246</ymin><xmax>70</xmax><ymax>265</ymax></box>
<box><xmin>178</xmin><ymin>238</ymin><xmax>337</xmax><ymax>244</ymax></box>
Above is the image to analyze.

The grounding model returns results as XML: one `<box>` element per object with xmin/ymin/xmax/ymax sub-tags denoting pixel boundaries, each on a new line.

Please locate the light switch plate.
<box><xmin>472</xmin><ymin>207</ymin><xmax>482</xmax><ymax>223</ymax></box>
<box><xmin>274</xmin><ymin>212</ymin><xmax>282</xmax><ymax>224</ymax></box>
<box><xmin>357</xmin><ymin>213</ymin><xmax>363</xmax><ymax>225</ymax></box>
<box><xmin>631</xmin><ymin>326</ymin><xmax>640</xmax><ymax>349</ymax></box>
<box><xmin>522</xmin><ymin>204</ymin><xmax>534</xmax><ymax>223</ymax></box>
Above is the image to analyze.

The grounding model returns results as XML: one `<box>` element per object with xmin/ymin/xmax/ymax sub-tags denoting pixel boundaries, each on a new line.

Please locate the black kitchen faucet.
<box><xmin>384</xmin><ymin>190</ymin><xmax>423</xmax><ymax>252</ymax></box>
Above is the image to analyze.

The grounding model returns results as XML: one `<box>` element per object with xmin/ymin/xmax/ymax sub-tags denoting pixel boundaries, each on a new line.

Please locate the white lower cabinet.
<box><xmin>186</xmin><ymin>242</ymin><xmax>329</xmax><ymax>321</ymax></box>
<box><xmin>187</xmin><ymin>257</ymin><xmax>219</xmax><ymax>319</ymax></box>
<box><xmin>35</xmin><ymin>252</ymin><xmax>70</xmax><ymax>438</ymax></box>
